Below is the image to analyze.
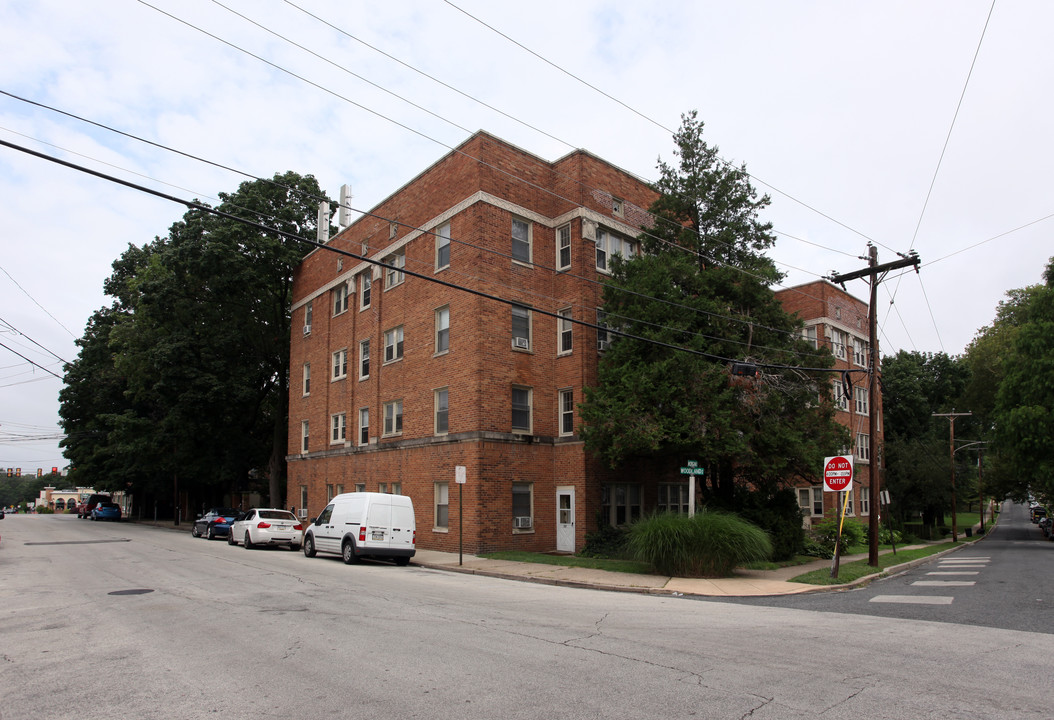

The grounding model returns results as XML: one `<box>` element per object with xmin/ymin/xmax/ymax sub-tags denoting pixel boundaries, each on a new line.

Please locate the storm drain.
<box><xmin>108</xmin><ymin>589</ymin><xmax>155</xmax><ymax>596</ymax></box>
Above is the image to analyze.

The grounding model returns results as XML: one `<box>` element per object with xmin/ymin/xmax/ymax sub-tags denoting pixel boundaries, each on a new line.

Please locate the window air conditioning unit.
<box><xmin>597</xmin><ymin>340</ymin><xmax>609</xmax><ymax>352</ymax></box>
<box><xmin>514</xmin><ymin>516</ymin><xmax>533</xmax><ymax>529</ymax></box>
<box><xmin>303</xmin><ymin>325</ymin><xmax>312</xmax><ymax>336</ymax></box>
<box><xmin>513</xmin><ymin>337</ymin><xmax>530</xmax><ymax>350</ymax></box>
<box><xmin>298</xmin><ymin>508</ymin><xmax>308</xmax><ymax>519</ymax></box>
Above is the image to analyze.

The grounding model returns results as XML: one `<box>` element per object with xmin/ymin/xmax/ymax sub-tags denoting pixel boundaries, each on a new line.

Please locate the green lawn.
<box><xmin>478</xmin><ymin>551</ymin><xmax>654</xmax><ymax>575</ymax></box>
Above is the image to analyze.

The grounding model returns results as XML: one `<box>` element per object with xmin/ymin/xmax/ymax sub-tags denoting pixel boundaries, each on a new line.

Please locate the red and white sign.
<box><xmin>823</xmin><ymin>455</ymin><xmax>854</xmax><ymax>492</ymax></box>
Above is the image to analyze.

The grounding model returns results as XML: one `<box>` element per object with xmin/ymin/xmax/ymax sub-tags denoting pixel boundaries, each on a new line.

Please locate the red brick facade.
<box><xmin>775</xmin><ymin>280</ymin><xmax>882</xmax><ymax>526</ymax></box>
<box><xmin>287</xmin><ymin>133</ymin><xmax>883</xmax><ymax>553</ymax></box>
<box><xmin>287</xmin><ymin>132</ymin><xmax>659</xmax><ymax>553</ymax></box>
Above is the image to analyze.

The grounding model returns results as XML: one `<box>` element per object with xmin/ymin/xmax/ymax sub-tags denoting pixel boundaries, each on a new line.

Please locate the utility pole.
<box><xmin>829</xmin><ymin>244</ymin><xmax>920</xmax><ymax>566</ymax></box>
<box><xmin>933</xmin><ymin>410</ymin><xmax>972</xmax><ymax>541</ymax></box>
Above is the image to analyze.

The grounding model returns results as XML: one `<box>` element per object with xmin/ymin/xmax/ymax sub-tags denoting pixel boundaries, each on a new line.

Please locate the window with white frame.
<box><xmin>556</xmin><ymin>223</ymin><xmax>571</xmax><ymax>271</ymax></box>
<box><xmin>831</xmin><ymin>328</ymin><xmax>847</xmax><ymax>360</ymax></box>
<box><xmin>512</xmin><ymin>482</ymin><xmax>533</xmax><ymax>531</ymax></box>
<box><xmin>832</xmin><ymin>379</ymin><xmax>848</xmax><ymax>411</ymax></box>
<box><xmin>558</xmin><ymin>388</ymin><xmax>574</xmax><ymax>436</ymax></box>
<box><xmin>326</xmin><ymin>484</ymin><xmax>334</xmax><ymax>501</ymax></box>
<box><xmin>360</xmin><ymin>273</ymin><xmax>371</xmax><ymax>309</ymax></box>
<box><xmin>601</xmin><ymin>483</ymin><xmax>642</xmax><ymax>526</ymax></box>
<box><xmin>332</xmin><ymin>348</ymin><xmax>348</xmax><ymax>380</ymax></box>
<box><xmin>384</xmin><ymin>250</ymin><xmax>405</xmax><ymax>288</ymax></box>
<box><xmin>383</xmin><ymin>400</ymin><xmax>403</xmax><ymax>436</ymax></box>
<box><xmin>354</xmin><ymin>483</ymin><xmax>365</xmax><ymax>492</ymax></box>
<box><xmin>435</xmin><ymin>482</ymin><xmax>449</xmax><ymax>529</ymax></box>
<box><xmin>435</xmin><ymin>306</ymin><xmax>450</xmax><ymax>354</ymax></box>
<box><xmin>802</xmin><ymin>325</ymin><xmax>818</xmax><ymax>349</ymax></box>
<box><xmin>857</xmin><ymin>433</ymin><xmax>870</xmax><ymax>462</ymax></box>
<box><xmin>379</xmin><ymin>481</ymin><xmax>402</xmax><ymax>494</ymax></box>
<box><xmin>557</xmin><ymin>307</ymin><xmax>573</xmax><ymax>354</ymax></box>
<box><xmin>299</xmin><ymin>485</ymin><xmax>307</xmax><ymax>516</ymax></box>
<box><xmin>333</xmin><ymin>282</ymin><xmax>349</xmax><ymax>315</ymax></box>
<box><xmin>595</xmin><ymin>228</ymin><xmax>635</xmax><ymax>273</ymax></box>
<box><xmin>358</xmin><ymin>407</ymin><xmax>369</xmax><ymax>446</ymax></box>
<box><xmin>436</xmin><ymin>222</ymin><xmax>451</xmax><ymax>270</ymax></box>
<box><xmin>853</xmin><ymin>338</ymin><xmax>868</xmax><ymax>367</ymax></box>
<box><xmin>434</xmin><ymin>387</ymin><xmax>449</xmax><ymax>435</ymax></box>
<box><xmin>302</xmin><ymin>363</ymin><xmax>310</xmax><ymax>396</ymax></box>
<box><xmin>304</xmin><ymin>301</ymin><xmax>313</xmax><ymax>333</ymax></box>
<box><xmin>840</xmin><ymin>490</ymin><xmax>855</xmax><ymax>516</ymax></box>
<box><xmin>301</xmin><ymin>420</ymin><xmax>309</xmax><ymax>453</ymax></box>
<box><xmin>331</xmin><ymin>412</ymin><xmax>347</xmax><ymax>444</ymax></box>
<box><xmin>511</xmin><ymin>304</ymin><xmax>531</xmax><ymax>350</ymax></box>
<box><xmin>511</xmin><ymin>386</ymin><xmax>532</xmax><ymax>433</ymax></box>
<box><xmin>612</xmin><ymin>197</ymin><xmax>625</xmax><ymax>218</ymax></box>
<box><xmin>596</xmin><ymin>309</ymin><xmax>611</xmax><ymax>351</ymax></box>
<box><xmin>798</xmin><ymin>486</ymin><xmax>824</xmax><ymax>516</ymax></box>
<box><xmin>511</xmin><ymin>217</ymin><xmax>531</xmax><ymax>264</ymax></box>
<box><xmin>359</xmin><ymin>339</ymin><xmax>370</xmax><ymax>379</ymax></box>
<box><xmin>658</xmin><ymin>483</ymin><xmax>690</xmax><ymax>514</ymax></box>
<box><xmin>384</xmin><ymin>326</ymin><xmax>404</xmax><ymax>363</ymax></box>
<box><xmin>860</xmin><ymin>488</ymin><xmax>870</xmax><ymax>515</ymax></box>
<box><xmin>855</xmin><ymin>386</ymin><xmax>869</xmax><ymax>415</ymax></box>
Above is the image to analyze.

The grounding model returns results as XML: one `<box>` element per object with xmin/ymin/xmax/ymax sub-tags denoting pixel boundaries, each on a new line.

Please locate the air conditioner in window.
<box><xmin>513</xmin><ymin>336</ymin><xmax>530</xmax><ymax>350</ymax></box>
<box><xmin>303</xmin><ymin>325</ymin><xmax>312</xmax><ymax>336</ymax></box>
<box><xmin>597</xmin><ymin>340</ymin><xmax>609</xmax><ymax>352</ymax></box>
<box><xmin>298</xmin><ymin>508</ymin><xmax>307</xmax><ymax>519</ymax></box>
<box><xmin>514</xmin><ymin>516</ymin><xmax>533</xmax><ymax>529</ymax></box>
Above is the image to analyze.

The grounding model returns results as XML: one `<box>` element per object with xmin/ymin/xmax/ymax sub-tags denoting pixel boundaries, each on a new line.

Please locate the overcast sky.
<box><xmin>1</xmin><ymin>0</ymin><xmax>1050</xmax><ymax>475</ymax></box>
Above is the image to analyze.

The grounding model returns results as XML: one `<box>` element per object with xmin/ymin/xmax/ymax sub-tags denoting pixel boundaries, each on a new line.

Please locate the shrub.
<box><xmin>811</xmin><ymin>514</ymin><xmax>865</xmax><ymax>554</ymax></box>
<box><xmin>878</xmin><ymin>526</ymin><xmax>903</xmax><ymax>545</ymax></box>
<box><xmin>733</xmin><ymin>488</ymin><xmax>805</xmax><ymax>561</ymax></box>
<box><xmin>802</xmin><ymin>534</ymin><xmax>833</xmax><ymax>559</ymax></box>
<box><xmin>579</xmin><ymin>523</ymin><xmax>629</xmax><ymax>559</ymax></box>
<box><xmin>627</xmin><ymin>509</ymin><xmax>773</xmax><ymax>577</ymax></box>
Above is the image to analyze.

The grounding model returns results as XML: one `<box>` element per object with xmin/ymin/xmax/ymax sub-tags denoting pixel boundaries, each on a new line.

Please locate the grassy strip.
<box><xmin>479</xmin><ymin>550</ymin><xmax>654</xmax><ymax>575</ymax></box>
<box><xmin>789</xmin><ymin>541</ymin><xmax>961</xmax><ymax>585</ymax></box>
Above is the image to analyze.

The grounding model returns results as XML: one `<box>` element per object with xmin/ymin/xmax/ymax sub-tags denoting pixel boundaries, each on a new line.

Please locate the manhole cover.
<box><xmin>108</xmin><ymin>589</ymin><xmax>154</xmax><ymax>596</ymax></box>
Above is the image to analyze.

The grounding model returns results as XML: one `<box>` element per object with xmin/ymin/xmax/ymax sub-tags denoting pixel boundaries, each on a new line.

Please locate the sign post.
<box><xmin>455</xmin><ymin>466</ymin><xmax>466</xmax><ymax>565</ymax></box>
<box><xmin>679</xmin><ymin>460</ymin><xmax>705</xmax><ymax>517</ymax></box>
<box><xmin>822</xmin><ymin>455</ymin><xmax>854</xmax><ymax>578</ymax></box>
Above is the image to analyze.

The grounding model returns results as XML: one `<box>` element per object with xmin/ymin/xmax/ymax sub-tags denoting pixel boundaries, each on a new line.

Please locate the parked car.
<box><xmin>1040</xmin><ymin>516</ymin><xmax>1053</xmax><ymax>537</ymax></box>
<box><xmin>192</xmin><ymin>508</ymin><xmax>240</xmax><ymax>540</ymax></box>
<box><xmin>1030</xmin><ymin>506</ymin><xmax>1047</xmax><ymax>523</ymax></box>
<box><xmin>90</xmin><ymin>502</ymin><xmax>122</xmax><ymax>522</ymax></box>
<box><xmin>78</xmin><ymin>493</ymin><xmax>110</xmax><ymax>519</ymax></box>
<box><xmin>302</xmin><ymin>492</ymin><xmax>415</xmax><ymax>566</ymax></box>
<box><xmin>228</xmin><ymin>508</ymin><xmax>303</xmax><ymax>550</ymax></box>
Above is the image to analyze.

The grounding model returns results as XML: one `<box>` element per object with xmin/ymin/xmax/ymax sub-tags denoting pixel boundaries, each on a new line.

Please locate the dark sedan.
<box><xmin>90</xmin><ymin>502</ymin><xmax>122</xmax><ymax>521</ymax></box>
<box><xmin>192</xmin><ymin>508</ymin><xmax>240</xmax><ymax>540</ymax></box>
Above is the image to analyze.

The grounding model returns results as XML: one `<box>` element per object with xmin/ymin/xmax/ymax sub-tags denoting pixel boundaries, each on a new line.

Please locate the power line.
<box><xmin>0</xmin><ymin>263</ymin><xmax>76</xmax><ymax>338</ymax></box>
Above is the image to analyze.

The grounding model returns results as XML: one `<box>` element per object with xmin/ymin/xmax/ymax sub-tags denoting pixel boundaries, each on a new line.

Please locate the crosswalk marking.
<box><xmin>927</xmin><ymin>571</ymin><xmax>978</xmax><ymax>575</ymax></box>
<box><xmin>871</xmin><ymin>595</ymin><xmax>954</xmax><ymax>605</ymax></box>
<box><xmin>912</xmin><ymin>580</ymin><xmax>976</xmax><ymax>587</ymax></box>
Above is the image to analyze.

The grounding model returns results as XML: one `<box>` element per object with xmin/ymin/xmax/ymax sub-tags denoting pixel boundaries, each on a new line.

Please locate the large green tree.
<box><xmin>579</xmin><ymin>112</ymin><xmax>846</xmax><ymax>502</ymax></box>
<box><xmin>990</xmin><ymin>258</ymin><xmax>1054</xmax><ymax>502</ymax></box>
<box><xmin>59</xmin><ymin>171</ymin><xmax>326</xmax><ymax>511</ymax></box>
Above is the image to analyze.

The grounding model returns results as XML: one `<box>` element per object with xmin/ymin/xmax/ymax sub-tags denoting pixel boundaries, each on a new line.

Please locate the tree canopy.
<box><xmin>59</xmin><ymin>171</ymin><xmax>327</xmax><ymax>512</ymax></box>
<box><xmin>579</xmin><ymin>112</ymin><xmax>846</xmax><ymax>502</ymax></box>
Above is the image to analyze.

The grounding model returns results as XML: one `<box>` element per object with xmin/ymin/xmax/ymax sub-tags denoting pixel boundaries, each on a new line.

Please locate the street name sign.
<box><xmin>679</xmin><ymin>460</ymin><xmax>705</xmax><ymax>476</ymax></box>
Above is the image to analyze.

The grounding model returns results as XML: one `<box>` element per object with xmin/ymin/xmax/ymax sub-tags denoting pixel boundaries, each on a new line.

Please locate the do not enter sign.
<box><xmin>823</xmin><ymin>455</ymin><xmax>854</xmax><ymax>492</ymax></box>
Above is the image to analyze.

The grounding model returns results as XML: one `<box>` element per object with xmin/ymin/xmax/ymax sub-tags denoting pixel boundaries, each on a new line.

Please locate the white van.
<box><xmin>303</xmin><ymin>492</ymin><xmax>416</xmax><ymax>566</ymax></box>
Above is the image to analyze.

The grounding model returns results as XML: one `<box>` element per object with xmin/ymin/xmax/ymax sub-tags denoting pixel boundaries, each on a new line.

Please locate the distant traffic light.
<box><xmin>5</xmin><ymin>468</ymin><xmax>11</xmax><ymax>478</ymax></box>
<box><xmin>15</xmin><ymin>468</ymin><xmax>21</xmax><ymax>477</ymax></box>
<box><xmin>52</xmin><ymin>467</ymin><xmax>59</xmax><ymax>474</ymax></box>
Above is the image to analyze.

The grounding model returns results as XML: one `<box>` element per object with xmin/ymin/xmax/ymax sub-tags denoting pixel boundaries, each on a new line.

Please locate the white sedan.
<box><xmin>228</xmin><ymin>508</ymin><xmax>303</xmax><ymax>550</ymax></box>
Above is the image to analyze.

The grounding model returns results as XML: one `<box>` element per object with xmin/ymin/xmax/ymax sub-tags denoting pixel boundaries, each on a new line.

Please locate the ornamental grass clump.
<box><xmin>627</xmin><ymin>509</ymin><xmax>773</xmax><ymax>577</ymax></box>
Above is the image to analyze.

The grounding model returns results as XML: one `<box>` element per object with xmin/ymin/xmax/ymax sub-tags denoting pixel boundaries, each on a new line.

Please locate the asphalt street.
<box><xmin>0</xmin><ymin>511</ymin><xmax>1048</xmax><ymax>719</ymax></box>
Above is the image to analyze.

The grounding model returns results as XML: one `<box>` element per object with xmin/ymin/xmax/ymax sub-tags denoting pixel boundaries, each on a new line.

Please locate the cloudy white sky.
<box><xmin>1</xmin><ymin>0</ymin><xmax>1050</xmax><ymax>475</ymax></box>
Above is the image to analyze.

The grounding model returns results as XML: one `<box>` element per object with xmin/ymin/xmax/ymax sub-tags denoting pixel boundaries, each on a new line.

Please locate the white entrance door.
<box><xmin>556</xmin><ymin>487</ymin><xmax>575</xmax><ymax>553</ymax></box>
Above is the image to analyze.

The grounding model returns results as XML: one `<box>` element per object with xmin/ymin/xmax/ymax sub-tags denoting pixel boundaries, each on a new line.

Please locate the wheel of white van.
<box><xmin>341</xmin><ymin>540</ymin><xmax>359</xmax><ymax>565</ymax></box>
<box><xmin>244</xmin><ymin>532</ymin><xmax>254</xmax><ymax>549</ymax></box>
<box><xmin>303</xmin><ymin>535</ymin><xmax>316</xmax><ymax>558</ymax></box>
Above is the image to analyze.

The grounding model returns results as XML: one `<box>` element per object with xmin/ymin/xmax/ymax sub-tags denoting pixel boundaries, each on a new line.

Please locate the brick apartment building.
<box><xmin>775</xmin><ymin>280</ymin><xmax>882</xmax><ymax>527</ymax></box>
<box><xmin>287</xmin><ymin>131</ymin><xmax>882</xmax><ymax>553</ymax></box>
<box><xmin>287</xmin><ymin>131</ymin><xmax>659</xmax><ymax>554</ymax></box>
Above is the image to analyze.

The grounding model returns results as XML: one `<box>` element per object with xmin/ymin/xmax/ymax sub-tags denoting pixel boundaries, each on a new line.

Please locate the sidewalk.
<box><xmin>134</xmin><ymin>517</ymin><xmax>991</xmax><ymax>598</ymax></box>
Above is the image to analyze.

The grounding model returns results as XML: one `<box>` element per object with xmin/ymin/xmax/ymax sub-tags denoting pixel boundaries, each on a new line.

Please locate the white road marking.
<box><xmin>912</xmin><ymin>580</ymin><xmax>976</xmax><ymax>587</ymax></box>
<box><xmin>927</xmin><ymin>571</ymin><xmax>978</xmax><ymax>575</ymax></box>
<box><xmin>870</xmin><ymin>595</ymin><xmax>954</xmax><ymax>605</ymax></box>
